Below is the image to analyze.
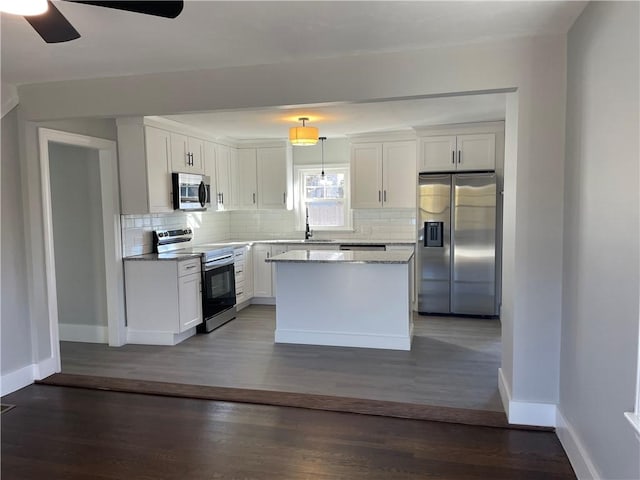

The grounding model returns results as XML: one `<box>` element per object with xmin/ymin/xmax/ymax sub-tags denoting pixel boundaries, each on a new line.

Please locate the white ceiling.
<box><xmin>1</xmin><ymin>1</ymin><xmax>585</xmax><ymax>139</ymax></box>
<box><xmin>163</xmin><ymin>93</ymin><xmax>507</xmax><ymax>140</ymax></box>
<box><xmin>2</xmin><ymin>1</ymin><xmax>586</xmax><ymax>86</ymax></box>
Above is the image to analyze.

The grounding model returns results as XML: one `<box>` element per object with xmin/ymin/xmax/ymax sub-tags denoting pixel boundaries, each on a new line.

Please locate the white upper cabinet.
<box><xmin>203</xmin><ymin>141</ymin><xmax>219</xmax><ymax>211</ymax></box>
<box><xmin>215</xmin><ymin>144</ymin><xmax>236</xmax><ymax>210</ymax></box>
<box><xmin>351</xmin><ymin>140</ymin><xmax>416</xmax><ymax>209</ymax></box>
<box><xmin>455</xmin><ymin>134</ymin><xmax>496</xmax><ymax>171</ymax></box>
<box><xmin>144</xmin><ymin>126</ymin><xmax>174</xmax><ymax>214</ymax></box>
<box><xmin>237</xmin><ymin>148</ymin><xmax>258</xmax><ymax>209</ymax></box>
<box><xmin>420</xmin><ymin>133</ymin><xmax>495</xmax><ymax>172</ymax></box>
<box><xmin>257</xmin><ymin>146</ymin><xmax>288</xmax><ymax>210</ymax></box>
<box><xmin>237</xmin><ymin>144</ymin><xmax>290</xmax><ymax>210</ymax></box>
<box><xmin>170</xmin><ymin>132</ymin><xmax>204</xmax><ymax>174</ymax></box>
<box><xmin>117</xmin><ymin>121</ymin><xmax>174</xmax><ymax>214</ymax></box>
<box><xmin>418</xmin><ymin>136</ymin><xmax>457</xmax><ymax>172</ymax></box>
<box><xmin>382</xmin><ymin>141</ymin><xmax>418</xmax><ymax>208</ymax></box>
<box><xmin>351</xmin><ymin>143</ymin><xmax>384</xmax><ymax>209</ymax></box>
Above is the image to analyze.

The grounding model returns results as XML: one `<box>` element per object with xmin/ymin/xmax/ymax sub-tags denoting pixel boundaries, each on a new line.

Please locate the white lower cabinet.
<box><xmin>178</xmin><ymin>272</ymin><xmax>203</xmax><ymax>331</ymax></box>
<box><xmin>252</xmin><ymin>244</ymin><xmax>289</xmax><ymax>298</ymax></box>
<box><xmin>234</xmin><ymin>246</ymin><xmax>253</xmax><ymax>308</ymax></box>
<box><xmin>252</xmin><ymin>244</ymin><xmax>272</xmax><ymax>298</ymax></box>
<box><xmin>124</xmin><ymin>258</ymin><xmax>202</xmax><ymax>345</ymax></box>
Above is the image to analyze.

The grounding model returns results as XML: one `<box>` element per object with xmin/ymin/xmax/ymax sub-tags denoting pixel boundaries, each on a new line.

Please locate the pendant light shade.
<box><xmin>0</xmin><ymin>0</ymin><xmax>48</xmax><ymax>15</ymax></box>
<box><xmin>289</xmin><ymin>117</ymin><xmax>319</xmax><ymax>146</ymax></box>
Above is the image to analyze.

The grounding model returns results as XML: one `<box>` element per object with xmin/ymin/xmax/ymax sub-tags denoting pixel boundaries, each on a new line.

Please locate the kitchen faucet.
<box><xmin>305</xmin><ymin>207</ymin><xmax>313</xmax><ymax>240</ymax></box>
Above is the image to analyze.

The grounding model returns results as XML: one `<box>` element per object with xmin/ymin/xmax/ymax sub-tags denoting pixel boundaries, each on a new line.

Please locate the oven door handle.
<box><xmin>203</xmin><ymin>257</ymin><xmax>234</xmax><ymax>271</ymax></box>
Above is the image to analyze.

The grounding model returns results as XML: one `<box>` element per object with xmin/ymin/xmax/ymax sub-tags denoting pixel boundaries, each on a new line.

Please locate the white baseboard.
<box><xmin>1</xmin><ymin>364</ymin><xmax>34</xmax><ymax>396</ymax></box>
<box><xmin>557</xmin><ymin>409</ymin><xmax>601</xmax><ymax>479</ymax></box>
<box><xmin>59</xmin><ymin>323</ymin><xmax>108</xmax><ymax>344</ymax></box>
<box><xmin>127</xmin><ymin>327</ymin><xmax>195</xmax><ymax>346</ymax></box>
<box><xmin>275</xmin><ymin>329</ymin><xmax>412</xmax><ymax>351</ymax></box>
<box><xmin>1</xmin><ymin>356</ymin><xmax>59</xmax><ymax>396</ymax></box>
<box><xmin>498</xmin><ymin>368</ymin><xmax>557</xmax><ymax>427</ymax></box>
<box><xmin>33</xmin><ymin>356</ymin><xmax>58</xmax><ymax>380</ymax></box>
<box><xmin>251</xmin><ymin>297</ymin><xmax>276</xmax><ymax>306</ymax></box>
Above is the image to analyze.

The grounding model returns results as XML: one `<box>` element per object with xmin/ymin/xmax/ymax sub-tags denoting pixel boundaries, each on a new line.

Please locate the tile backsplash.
<box><xmin>121</xmin><ymin>211</ymin><xmax>230</xmax><ymax>256</ymax></box>
<box><xmin>122</xmin><ymin>208</ymin><xmax>416</xmax><ymax>256</ymax></box>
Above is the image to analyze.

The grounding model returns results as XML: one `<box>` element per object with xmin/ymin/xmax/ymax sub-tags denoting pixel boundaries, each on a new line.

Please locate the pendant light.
<box><xmin>319</xmin><ymin>136</ymin><xmax>328</xmax><ymax>185</ymax></box>
<box><xmin>289</xmin><ymin>117</ymin><xmax>319</xmax><ymax>146</ymax></box>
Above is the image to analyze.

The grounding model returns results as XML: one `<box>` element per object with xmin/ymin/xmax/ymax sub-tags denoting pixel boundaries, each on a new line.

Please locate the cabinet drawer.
<box><xmin>178</xmin><ymin>258</ymin><xmax>201</xmax><ymax>277</ymax></box>
<box><xmin>235</xmin><ymin>279</ymin><xmax>245</xmax><ymax>297</ymax></box>
<box><xmin>234</xmin><ymin>262</ymin><xmax>245</xmax><ymax>276</ymax></box>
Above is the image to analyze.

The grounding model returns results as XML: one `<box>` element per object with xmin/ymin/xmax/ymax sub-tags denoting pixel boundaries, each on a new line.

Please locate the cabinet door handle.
<box><xmin>253</xmin><ymin>193</ymin><xmax>256</xmax><ymax>204</ymax></box>
<box><xmin>458</xmin><ymin>150</ymin><xmax>461</xmax><ymax>164</ymax></box>
<box><xmin>451</xmin><ymin>150</ymin><xmax>455</xmax><ymax>164</ymax></box>
<box><xmin>221</xmin><ymin>192</ymin><xmax>224</xmax><ymax>204</ymax></box>
<box><xmin>378</xmin><ymin>190</ymin><xmax>381</xmax><ymax>202</ymax></box>
<box><xmin>267</xmin><ymin>251</ymin><xmax>270</xmax><ymax>259</ymax></box>
<box><xmin>283</xmin><ymin>192</ymin><xmax>286</xmax><ymax>204</ymax></box>
<box><xmin>185</xmin><ymin>265</ymin><xmax>197</xmax><ymax>269</ymax></box>
<box><xmin>384</xmin><ymin>190</ymin><xmax>387</xmax><ymax>202</ymax></box>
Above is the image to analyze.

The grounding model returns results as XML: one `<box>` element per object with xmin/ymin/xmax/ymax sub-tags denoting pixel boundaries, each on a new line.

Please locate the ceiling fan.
<box><xmin>4</xmin><ymin>0</ymin><xmax>184</xmax><ymax>44</ymax></box>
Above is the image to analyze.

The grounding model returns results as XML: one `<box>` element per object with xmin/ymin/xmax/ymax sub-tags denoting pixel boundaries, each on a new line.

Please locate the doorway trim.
<box><xmin>38</xmin><ymin>128</ymin><xmax>125</xmax><ymax>372</ymax></box>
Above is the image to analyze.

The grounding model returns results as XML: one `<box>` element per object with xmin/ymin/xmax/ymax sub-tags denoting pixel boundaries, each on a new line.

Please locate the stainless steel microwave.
<box><xmin>172</xmin><ymin>173</ymin><xmax>211</xmax><ymax>210</ymax></box>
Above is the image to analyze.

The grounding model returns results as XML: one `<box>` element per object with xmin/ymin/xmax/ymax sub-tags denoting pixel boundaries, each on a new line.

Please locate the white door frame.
<box><xmin>38</xmin><ymin>128</ymin><xmax>126</xmax><ymax>372</ymax></box>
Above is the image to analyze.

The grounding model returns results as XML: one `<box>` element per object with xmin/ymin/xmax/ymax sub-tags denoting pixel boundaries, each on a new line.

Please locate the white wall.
<box><xmin>16</xmin><ymin>35</ymin><xmax>568</xmax><ymax>420</ymax></box>
<box><xmin>1</xmin><ymin>107</ymin><xmax>32</xmax><ymax>380</ymax></box>
<box><xmin>292</xmin><ymin>137</ymin><xmax>350</xmax><ymax>165</ymax></box>
<box><xmin>560</xmin><ymin>2</ymin><xmax>640</xmax><ymax>478</ymax></box>
<box><xmin>49</xmin><ymin>143</ymin><xmax>108</xmax><ymax>341</ymax></box>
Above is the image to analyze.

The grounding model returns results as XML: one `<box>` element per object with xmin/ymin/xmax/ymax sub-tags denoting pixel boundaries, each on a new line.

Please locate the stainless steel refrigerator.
<box><xmin>418</xmin><ymin>172</ymin><xmax>498</xmax><ymax>316</ymax></box>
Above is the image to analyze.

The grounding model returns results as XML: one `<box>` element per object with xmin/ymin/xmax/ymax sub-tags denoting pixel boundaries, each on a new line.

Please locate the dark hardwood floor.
<box><xmin>1</xmin><ymin>385</ymin><xmax>575</xmax><ymax>480</ymax></box>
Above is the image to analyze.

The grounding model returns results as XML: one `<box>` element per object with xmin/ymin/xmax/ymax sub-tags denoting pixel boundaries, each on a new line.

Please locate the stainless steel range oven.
<box><xmin>153</xmin><ymin>228</ymin><xmax>237</xmax><ymax>334</ymax></box>
<box><xmin>198</xmin><ymin>248</ymin><xmax>236</xmax><ymax>333</ymax></box>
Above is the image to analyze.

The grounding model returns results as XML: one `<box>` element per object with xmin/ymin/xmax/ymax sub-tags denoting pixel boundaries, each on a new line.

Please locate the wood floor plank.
<box><xmin>1</xmin><ymin>385</ymin><xmax>575</xmax><ymax>480</ymax></box>
<box><xmin>60</xmin><ymin>305</ymin><xmax>503</xmax><ymax>412</ymax></box>
<box><xmin>39</xmin><ymin>372</ymin><xmax>521</xmax><ymax>429</ymax></box>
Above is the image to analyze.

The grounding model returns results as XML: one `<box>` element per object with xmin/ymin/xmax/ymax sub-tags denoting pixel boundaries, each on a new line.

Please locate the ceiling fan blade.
<box><xmin>25</xmin><ymin>0</ymin><xmax>81</xmax><ymax>43</ymax></box>
<box><xmin>68</xmin><ymin>1</ymin><xmax>184</xmax><ymax>19</ymax></box>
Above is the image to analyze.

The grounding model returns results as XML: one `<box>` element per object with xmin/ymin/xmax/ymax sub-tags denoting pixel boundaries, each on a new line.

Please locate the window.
<box><xmin>295</xmin><ymin>165</ymin><xmax>352</xmax><ymax>231</ymax></box>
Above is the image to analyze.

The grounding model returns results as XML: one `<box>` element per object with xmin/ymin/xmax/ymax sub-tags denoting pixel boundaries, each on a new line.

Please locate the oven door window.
<box><xmin>202</xmin><ymin>264</ymin><xmax>236</xmax><ymax>317</ymax></box>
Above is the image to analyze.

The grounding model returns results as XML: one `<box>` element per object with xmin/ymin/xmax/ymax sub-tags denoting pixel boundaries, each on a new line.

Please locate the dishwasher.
<box><xmin>339</xmin><ymin>244</ymin><xmax>386</xmax><ymax>251</ymax></box>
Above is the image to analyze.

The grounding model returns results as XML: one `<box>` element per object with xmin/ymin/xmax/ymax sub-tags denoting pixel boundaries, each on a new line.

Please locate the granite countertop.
<box><xmin>197</xmin><ymin>239</ymin><xmax>416</xmax><ymax>247</ymax></box>
<box><xmin>265</xmin><ymin>250</ymin><xmax>414</xmax><ymax>264</ymax></box>
<box><xmin>124</xmin><ymin>252</ymin><xmax>202</xmax><ymax>261</ymax></box>
<box><xmin>124</xmin><ymin>239</ymin><xmax>416</xmax><ymax>261</ymax></box>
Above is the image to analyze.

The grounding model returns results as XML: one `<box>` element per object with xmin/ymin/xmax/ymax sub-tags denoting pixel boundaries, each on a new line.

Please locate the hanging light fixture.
<box><xmin>289</xmin><ymin>117</ymin><xmax>319</xmax><ymax>146</ymax></box>
<box><xmin>0</xmin><ymin>0</ymin><xmax>48</xmax><ymax>15</ymax></box>
<box><xmin>319</xmin><ymin>136</ymin><xmax>328</xmax><ymax>185</ymax></box>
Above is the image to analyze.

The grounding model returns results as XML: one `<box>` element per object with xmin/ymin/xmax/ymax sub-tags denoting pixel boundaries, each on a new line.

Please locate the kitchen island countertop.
<box><xmin>266</xmin><ymin>250</ymin><xmax>413</xmax><ymax>264</ymax></box>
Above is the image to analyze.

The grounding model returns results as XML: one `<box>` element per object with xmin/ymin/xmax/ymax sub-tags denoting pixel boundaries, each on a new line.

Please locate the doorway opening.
<box><xmin>39</xmin><ymin>128</ymin><xmax>125</xmax><ymax>374</ymax></box>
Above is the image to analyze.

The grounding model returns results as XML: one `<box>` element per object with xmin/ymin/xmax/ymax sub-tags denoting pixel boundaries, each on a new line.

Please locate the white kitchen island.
<box><xmin>266</xmin><ymin>249</ymin><xmax>414</xmax><ymax>351</ymax></box>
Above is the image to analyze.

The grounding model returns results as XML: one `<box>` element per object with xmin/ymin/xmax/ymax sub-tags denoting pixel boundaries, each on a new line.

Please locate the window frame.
<box><xmin>293</xmin><ymin>164</ymin><xmax>353</xmax><ymax>232</ymax></box>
